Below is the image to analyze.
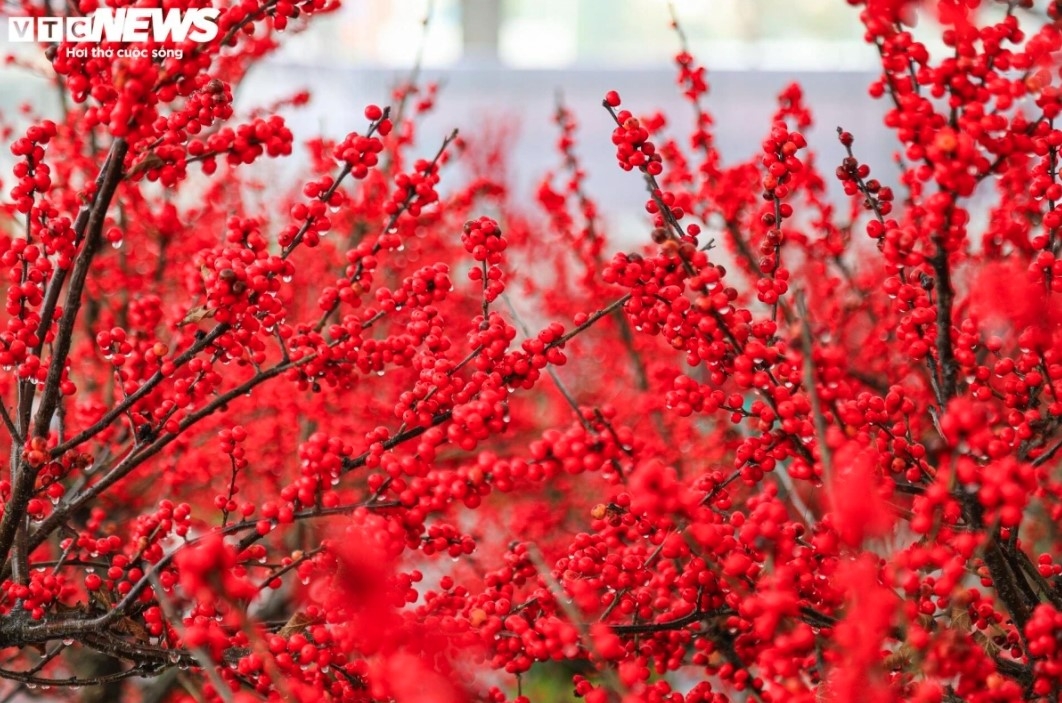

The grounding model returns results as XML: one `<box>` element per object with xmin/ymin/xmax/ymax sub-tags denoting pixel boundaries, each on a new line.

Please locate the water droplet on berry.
<box><xmin>111</xmin><ymin>240</ymin><xmax>123</xmax><ymax>250</ymax></box>
<box><xmin>282</xmin><ymin>275</ymin><xmax>293</xmax><ymax>283</ymax></box>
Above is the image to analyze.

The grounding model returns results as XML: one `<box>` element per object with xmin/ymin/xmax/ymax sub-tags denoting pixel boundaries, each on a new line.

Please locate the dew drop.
<box><xmin>110</xmin><ymin>240</ymin><xmax>123</xmax><ymax>250</ymax></box>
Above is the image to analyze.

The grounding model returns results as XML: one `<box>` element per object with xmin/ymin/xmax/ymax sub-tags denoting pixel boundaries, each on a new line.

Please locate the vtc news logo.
<box><xmin>6</xmin><ymin>8</ymin><xmax>220</xmax><ymax>43</ymax></box>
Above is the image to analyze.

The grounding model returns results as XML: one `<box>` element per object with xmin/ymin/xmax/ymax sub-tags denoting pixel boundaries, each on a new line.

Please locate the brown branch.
<box><xmin>0</xmin><ymin>139</ymin><xmax>128</xmax><ymax>581</ymax></box>
<box><xmin>33</xmin><ymin>138</ymin><xmax>129</xmax><ymax>438</ymax></box>
<box><xmin>314</xmin><ymin>128</ymin><xmax>459</xmax><ymax>333</ymax></box>
<box><xmin>611</xmin><ymin>607</ymin><xmax>724</xmax><ymax>635</ymax></box>
<box><xmin>50</xmin><ymin>324</ymin><xmax>228</xmax><ymax>457</ymax></box>
<box><xmin>339</xmin><ymin>293</ymin><xmax>632</xmax><ymax>473</ymax></box>
<box><xmin>26</xmin><ymin>352</ymin><xmax>313</xmax><ymax>555</ymax></box>
<box><xmin>796</xmin><ymin>293</ymin><xmax>833</xmax><ymax>489</ymax></box>
<box><xmin>928</xmin><ymin>237</ymin><xmax>957</xmax><ymax>402</ymax></box>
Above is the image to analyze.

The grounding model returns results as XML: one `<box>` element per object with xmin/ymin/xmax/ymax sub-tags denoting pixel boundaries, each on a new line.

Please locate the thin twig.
<box><xmin>525</xmin><ymin>545</ymin><xmax>629</xmax><ymax>699</ymax></box>
<box><xmin>796</xmin><ymin>293</ymin><xmax>833</xmax><ymax>493</ymax></box>
<box><xmin>147</xmin><ymin>573</ymin><xmax>234</xmax><ymax>703</ymax></box>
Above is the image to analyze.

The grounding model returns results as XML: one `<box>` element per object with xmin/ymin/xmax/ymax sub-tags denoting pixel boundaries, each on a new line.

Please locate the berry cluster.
<box><xmin>606</xmin><ymin>93</ymin><xmax>664</xmax><ymax>175</ymax></box>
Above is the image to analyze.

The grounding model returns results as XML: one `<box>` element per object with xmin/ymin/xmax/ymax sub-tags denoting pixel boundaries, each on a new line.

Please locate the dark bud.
<box><xmin>136</xmin><ymin>423</ymin><xmax>156</xmax><ymax>443</ymax></box>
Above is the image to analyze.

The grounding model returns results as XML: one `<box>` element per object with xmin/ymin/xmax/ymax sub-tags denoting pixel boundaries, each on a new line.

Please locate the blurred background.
<box><xmin>1</xmin><ymin>0</ymin><xmax>952</xmax><ymax>244</ymax></box>
<box><xmin>250</xmin><ymin>0</ymin><xmax>900</xmax><ymax>245</ymax></box>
